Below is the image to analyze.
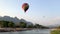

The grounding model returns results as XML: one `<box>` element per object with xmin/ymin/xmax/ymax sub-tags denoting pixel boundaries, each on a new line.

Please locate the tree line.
<box><xmin>0</xmin><ymin>20</ymin><xmax>49</xmax><ymax>29</ymax></box>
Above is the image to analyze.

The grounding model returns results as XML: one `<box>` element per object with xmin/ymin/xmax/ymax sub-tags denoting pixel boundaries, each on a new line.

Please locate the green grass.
<box><xmin>51</xmin><ymin>29</ymin><xmax>60</xmax><ymax>34</ymax></box>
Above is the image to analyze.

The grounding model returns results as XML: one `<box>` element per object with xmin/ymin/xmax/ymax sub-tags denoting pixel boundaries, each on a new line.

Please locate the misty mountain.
<box><xmin>20</xmin><ymin>19</ymin><xmax>33</xmax><ymax>25</ymax></box>
<box><xmin>0</xmin><ymin>16</ymin><xmax>33</xmax><ymax>25</ymax></box>
<box><xmin>0</xmin><ymin>16</ymin><xmax>20</xmax><ymax>23</ymax></box>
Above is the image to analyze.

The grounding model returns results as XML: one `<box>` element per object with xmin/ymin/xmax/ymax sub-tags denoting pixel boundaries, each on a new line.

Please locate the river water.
<box><xmin>0</xmin><ymin>29</ymin><xmax>51</xmax><ymax>34</ymax></box>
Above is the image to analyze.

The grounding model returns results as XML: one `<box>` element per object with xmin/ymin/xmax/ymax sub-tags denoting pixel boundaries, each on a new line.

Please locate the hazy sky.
<box><xmin>0</xmin><ymin>0</ymin><xmax>60</xmax><ymax>26</ymax></box>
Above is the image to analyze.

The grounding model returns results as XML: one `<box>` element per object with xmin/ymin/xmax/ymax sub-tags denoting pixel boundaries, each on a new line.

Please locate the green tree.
<box><xmin>27</xmin><ymin>24</ymin><xmax>33</xmax><ymax>28</ymax></box>
<box><xmin>1</xmin><ymin>21</ymin><xmax>9</xmax><ymax>27</ymax></box>
<box><xmin>20</xmin><ymin>22</ymin><xmax>27</xmax><ymax>28</ymax></box>
<box><xmin>8</xmin><ymin>22</ymin><xmax>15</xmax><ymax>28</ymax></box>
<box><xmin>0</xmin><ymin>21</ymin><xmax>4</xmax><ymax>28</ymax></box>
<box><xmin>34</xmin><ymin>24</ymin><xmax>42</xmax><ymax>28</ymax></box>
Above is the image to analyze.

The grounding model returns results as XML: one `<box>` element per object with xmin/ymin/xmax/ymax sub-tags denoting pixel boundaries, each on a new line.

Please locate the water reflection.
<box><xmin>0</xmin><ymin>29</ymin><xmax>51</xmax><ymax>34</ymax></box>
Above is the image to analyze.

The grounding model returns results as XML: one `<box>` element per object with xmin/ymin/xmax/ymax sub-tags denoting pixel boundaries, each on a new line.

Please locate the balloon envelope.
<box><xmin>22</xmin><ymin>3</ymin><xmax>29</xmax><ymax>12</ymax></box>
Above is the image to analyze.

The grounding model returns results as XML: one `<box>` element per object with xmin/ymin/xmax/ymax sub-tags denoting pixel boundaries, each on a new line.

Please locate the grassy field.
<box><xmin>51</xmin><ymin>29</ymin><xmax>60</xmax><ymax>34</ymax></box>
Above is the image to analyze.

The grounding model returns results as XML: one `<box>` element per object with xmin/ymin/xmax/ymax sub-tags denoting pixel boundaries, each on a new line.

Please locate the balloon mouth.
<box><xmin>24</xmin><ymin>11</ymin><xmax>26</xmax><ymax>12</ymax></box>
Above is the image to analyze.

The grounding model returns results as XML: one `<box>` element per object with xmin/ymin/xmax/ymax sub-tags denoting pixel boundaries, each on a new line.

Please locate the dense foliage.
<box><xmin>0</xmin><ymin>20</ymin><xmax>49</xmax><ymax>28</ymax></box>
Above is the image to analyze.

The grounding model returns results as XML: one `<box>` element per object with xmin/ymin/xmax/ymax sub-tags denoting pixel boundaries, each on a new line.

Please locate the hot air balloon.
<box><xmin>22</xmin><ymin>3</ymin><xmax>29</xmax><ymax>12</ymax></box>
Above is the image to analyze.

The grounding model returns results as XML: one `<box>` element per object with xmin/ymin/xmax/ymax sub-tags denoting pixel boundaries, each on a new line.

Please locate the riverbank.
<box><xmin>51</xmin><ymin>29</ymin><xmax>60</xmax><ymax>34</ymax></box>
<box><xmin>0</xmin><ymin>28</ymin><xmax>33</xmax><ymax>32</ymax></box>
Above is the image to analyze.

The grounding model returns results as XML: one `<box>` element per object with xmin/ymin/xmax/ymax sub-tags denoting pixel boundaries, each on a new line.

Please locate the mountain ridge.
<box><xmin>0</xmin><ymin>16</ymin><xmax>33</xmax><ymax>25</ymax></box>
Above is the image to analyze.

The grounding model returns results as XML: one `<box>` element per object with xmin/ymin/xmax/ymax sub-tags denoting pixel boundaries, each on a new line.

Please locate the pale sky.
<box><xmin>0</xmin><ymin>0</ymin><xmax>60</xmax><ymax>26</ymax></box>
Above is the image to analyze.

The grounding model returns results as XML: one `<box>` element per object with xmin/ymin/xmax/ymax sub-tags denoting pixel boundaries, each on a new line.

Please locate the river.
<box><xmin>0</xmin><ymin>29</ymin><xmax>51</xmax><ymax>34</ymax></box>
